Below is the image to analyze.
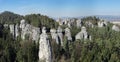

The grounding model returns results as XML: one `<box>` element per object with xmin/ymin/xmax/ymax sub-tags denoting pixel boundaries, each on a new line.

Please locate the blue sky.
<box><xmin>0</xmin><ymin>0</ymin><xmax>120</xmax><ymax>17</ymax></box>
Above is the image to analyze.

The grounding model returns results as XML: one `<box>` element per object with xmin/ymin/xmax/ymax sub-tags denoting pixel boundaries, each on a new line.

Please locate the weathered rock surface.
<box><xmin>112</xmin><ymin>25</ymin><xmax>120</xmax><ymax>31</ymax></box>
<box><xmin>20</xmin><ymin>19</ymin><xmax>40</xmax><ymax>42</ymax></box>
<box><xmin>76</xmin><ymin>19</ymin><xmax>82</xmax><ymax>28</ymax></box>
<box><xmin>32</xmin><ymin>27</ymin><xmax>40</xmax><ymax>42</ymax></box>
<box><xmin>85</xmin><ymin>21</ymin><xmax>94</xmax><ymax>28</ymax></box>
<box><xmin>15</xmin><ymin>24</ymin><xmax>19</xmax><ymax>38</ymax></box>
<box><xmin>39</xmin><ymin>27</ymin><xmax>52</xmax><ymax>62</ymax></box>
<box><xmin>75</xmin><ymin>26</ymin><xmax>91</xmax><ymax>40</ymax></box>
<box><xmin>98</xmin><ymin>21</ymin><xmax>107</xmax><ymax>27</ymax></box>
<box><xmin>57</xmin><ymin>26</ymin><xmax>63</xmax><ymax>46</ymax></box>
<box><xmin>9</xmin><ymin>24</ymin><xmax>19</xmax><ymax>39</ymax></box>
<box><xmin>9</xmin><ymin>24</ymin><xmax>15</xmax><ymax>38</ymax></box>
<box><xmin>50</xmin><ymin>28</ymin><xmax>59</xmax><ymax>44</ymax></box>
<box><xmin>65</xmin><ymin>28</ymin><xmax>72</xmax><ymax>41</ymax></box>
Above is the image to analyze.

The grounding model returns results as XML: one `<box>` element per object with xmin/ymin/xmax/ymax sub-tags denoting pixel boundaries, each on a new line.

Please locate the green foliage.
<box><xmin>81</xmin><ymin>16</ymin><xmax>100</xmax><ymax>25</ymax></box>
<box><xmin>0</xmin><ymin>11</ymin><xmax>23</xmax><ymax>24</ymax></box>
<box><xmin>16</xmin><ymin>41</ymin><xmax>38</xmax><ymax>62</ymax></box>
<box><xmin>24</xmin><ymin>14</ymin><xmax>59</xmax><ymax>28</ymax></box>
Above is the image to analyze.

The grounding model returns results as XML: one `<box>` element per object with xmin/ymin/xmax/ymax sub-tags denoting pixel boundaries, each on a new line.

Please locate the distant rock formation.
<box><xmin>50</xmin><ymin>28</ymin><xmax>59</xmax><ymax>44</ymax></box>
<box><xmin>65</xmin><ymin>28</ymin><xmax>72</xmax><ymax>41</ymax></box>
<box><xmin>85</xmin><ymin>21</ymin><xmax>94</xmax><ymax>28</ymax></box>
<box><xmin>76</xmin><ymin>19</ymin><xmax>82</xmax><ymax>28</ymax></box>
<box><xmin>75</xmin><ymin>26</ymin><xmax>91</xmax><ymax>40</ymax></box>
<box><xmin>9</xmin><ymin>24</ymin><xmax>19</xmax><ymax>39</ymax></box>
<box><xmin>20</xmin><ymin>19</ymin><xmax>40</xmax><ymax>42</ymax></box>
<box><xmin>98</xmin><ymin>21</ymin><xmax>107</xmax><ymax>27</ymax></box>
<box><xmin>39</xmin><ymin>27</ymin><xmax>52</xmax><ymax>62</ymax></box>
<box><xmin>112</xmin><ymin>25</ymin><xmax>120</xmax><ymax>31</ymax></box>
<box><xmin>32</xmin><ymin>27</ymin><xmax>40</xmax><ymax>42</ymax></box>
<box><xmin>57</xmin><ymin>26</ymin><xmax>63</xmax><ymax>46</ymax></box>
<box><xmin>15</xmin><ymin>24</ymin><xmax>19</xmax><ymax>38</ymax></box>
<box><xmin>9</xmin><ymin>24</ymin><xmax>15</xmax><ymax>38</ymax></box>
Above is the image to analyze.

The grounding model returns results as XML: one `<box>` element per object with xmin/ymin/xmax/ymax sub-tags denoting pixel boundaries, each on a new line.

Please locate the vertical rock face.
<box><xmin>20</xmin><ymin>19</ymin><xmax>27</xmax><ymax>40</ymax></box>
<box><xmin>98</xmin><ymin>21</ymin><xmax>107</xmax><ymax>27</ymax></box>
<box><xmin>39</xmin><ymin>27</ymin><xmax>52</xmax><ymax>62</ymax></box>
<box><xmin>76</xmin><ymin>19</ymin><xmax>82</xmax><ymax>28</ymax></box>
<box><xmin>75</xmin><ymin>26</ymin><xmax>91</xmax><ymax>40</ymax></box>
<box><xmin>57</xmin><ymin>18</ymin><xmax>64</xmax><ymax>25</ymax></box>
<box><xmin>20</xmin><ymin>19</ymin><xmax>40</xmax><ymax>42</ymax></box>
<box><xmin>32</xmin><ymin>27</ymin><xmax>40</xmax><ymax>42</ymax></box>
<box><xmin>50</xmin><ymin>28</ymin><xmax>59</xmax><ymax>44</ymax></box>
<box><xmin>9</xmin><ymin>24</ymin><xmax>19</xmax><ymax>39</ymax></box>
<box><xmin>65</xmin><ymin>28</ymin><xmax>72</xmax><ymax>41</ymax></box>
<box><xmin>112</xmin><ymin>25</ymin><xmax>120</xmax><ymax>31</ymax></box>
<box><xmin>9</xmin><ymin>24</ymin><xmax>15</xmax><ymax>38</ymax></box>
<box><xmin>9</xmin><ymin>24</ymin><xmax>20</xmax><ymax>39</ymax></box>
<box><xmin>57</xmin><ymin>26</ymin><xmax>63</xmax><ymax>46</ymax></box>
<box><xmin>20</xmin><ymin>19</ymin><xmax>26</xmax><ymax>30</ymax></box>
<box><xmin>21</xmin><ymin>24</ymin><xmax>32</xmax><ymax>40</ymax></box>
<box><xmin>15</xmin><ymin>24</ymin><xmax>19</xmax><ymax>38</ymax></box>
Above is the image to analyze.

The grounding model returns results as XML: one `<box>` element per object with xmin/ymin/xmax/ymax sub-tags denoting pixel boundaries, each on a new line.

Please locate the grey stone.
<box><xmin>50</xmin><ymin>29</ymin><xmax>59</xmax><ymax>44</ymax></box>
<box><xmin>75</xmin><ymin>26</ymin><xmax>91</xmax><ymax>40</ymax></box>
<box><xmin>98</xmin><ymin>21</ymin><xmax>107</xmax><ymax>27</ymax></box>
<box><xmin>112</xmin><ymin>25</ymin><xmax>120</xmax><ymax>31</ymax></box>
<box><xmin>65</xmin><ymin>28</ymin><xmax>72</xmax><ymax>41</ymax></box>
<box><xmin>57</xmin><ymin>26</ymin><xmax>63</xmax><ymax>46</ymax></box>
<box><xmin>76</xmin><ymin>19</ymin><xmax>82</xmax><ymax>28</ymax></box>
<box><xmin>39</xmin><ymin>27</ymin><xmax>52</xmax><ymax>62</ymax></box>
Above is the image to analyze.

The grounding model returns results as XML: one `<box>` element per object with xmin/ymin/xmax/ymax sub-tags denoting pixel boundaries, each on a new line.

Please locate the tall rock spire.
<box><xmin>39</xmin><ymin>27</ymin><xmax>52</xmax><ymax>62</ymax></box>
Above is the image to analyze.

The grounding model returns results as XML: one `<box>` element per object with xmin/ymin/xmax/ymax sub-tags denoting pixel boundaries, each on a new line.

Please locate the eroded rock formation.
<box><xmin>50</xmin><ymin>28</ymin><xmax>59</xmax><ymax>44</ymax></box>
<box><xmin>39</xmin><ymin>27</ymin><xmax>52</xmax><ymax>62</ymax></box>
<box><xmin>112</xmin><ymin>25</ymin><xmax>120</xmax><ymax>31</ymax></box>
<box><xmin>65</xmin><ymin>28</ymin><xmax>72</xmax><ymax>41</ymax></box>
<box><xmin>75</xmin><ymin>26</ymin><xmax>91</xmax><ymax>40</ymax></box>
<box><xmin>57</xmin><ymin>26</ymin><xmax>63</xmax><ymax>46</ymax></box>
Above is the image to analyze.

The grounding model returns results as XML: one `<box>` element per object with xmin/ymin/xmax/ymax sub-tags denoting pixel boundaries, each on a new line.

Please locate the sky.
<box><xmin>0</xmin><ymin>0</ymin><xmax>120</xmax><ymax>17</ymax></box>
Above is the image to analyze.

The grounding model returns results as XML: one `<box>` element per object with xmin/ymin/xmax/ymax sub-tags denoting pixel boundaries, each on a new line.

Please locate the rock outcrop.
<box><xmin>32</xmin><ymin>27</ymin><xmax>40</xmax><ymax>42</ymax></box>
<box><xmin>9</xmin><ymin>24</ymin><xmax>15</xmax><ymax>38</ymax></box>
<box><xmin>85</xmin><ymin>21</ymin><xmax>94</xmax><ymax>28</ymax></box>
<box><xmin>50</xmin><ymin>28</ymin><xmax>59</xmax><ymax>44</ymax></box>
<box><xmin>75</xmin><ymin>26</ymin><xmax>91</xmax><ymax>40</ymax></box>
<box><xmin>20</xmin><ymin>19</ymin><xmax>40</xmax><ymax>42</ymax></box>
<box><xmin>15</xmin><ymin>24</ymin><xmax>19</xmax><ymax>38</ymax></box>
<box><xmin>9</xmin><ymin>24</ymin><xmax>19</xmax><ymax>39</ymax></box>
<box><xmin>98</xmin><ymin>21</ymin><xmax>107</xmax><ymax>27</ymax></box>
<box><xmin>57</xmin><ymin>26</ymin><xmax>63</xmax><ymax>46</ymax></box>
<box><xmin>112</xmin><ymin>25</ymin><xmax>120</xmax><ymax>32</ymax></box>
<box><xmin>76</xmin><ymin>19</ymin><xmax>82</xmax><ymax>28</ymax></box>
<box><xmin>39</xmin><ymin>27</ymin><xmax>52</xmax><ymax>62</ymax></box>
<box><xmin>65</xmin><ymin>28</ymin><xmax>72</xmax><ymax>41</ymax></box>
